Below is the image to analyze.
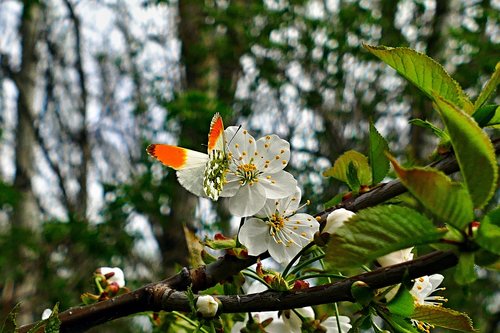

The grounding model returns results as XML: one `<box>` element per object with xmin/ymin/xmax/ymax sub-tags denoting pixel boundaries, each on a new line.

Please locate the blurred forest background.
<box><xmin>0</xmin><ymin>0</ymin><xmax>498</xmax><ymax>331</ymax></box>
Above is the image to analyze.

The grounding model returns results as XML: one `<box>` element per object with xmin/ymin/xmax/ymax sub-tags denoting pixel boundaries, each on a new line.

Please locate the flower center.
<box><xmin>235</xmin><ymin>161</ymin><xmax>260</xmax><ymax>185</ymax></box>
<box><xmin>268</xmin><ymin>213</ymin><xmax>285</xmax><ymax>234</ymax></box>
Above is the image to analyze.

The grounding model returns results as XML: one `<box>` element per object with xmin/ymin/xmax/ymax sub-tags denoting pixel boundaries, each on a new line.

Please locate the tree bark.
<box><xmin>10</xmin><ymin>0</ymin><xmax>42</xmax><ymax>325</ymax></box>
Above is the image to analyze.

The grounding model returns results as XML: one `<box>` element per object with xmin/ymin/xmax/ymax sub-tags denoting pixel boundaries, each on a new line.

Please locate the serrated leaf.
<box><xmin>454</xmin><ymin>252</ymin><xmax>477</xmax><ymax>285</ymax></box>
<box><xmin>369</xmin><ymin>122</ymin><xmax>390</xmax><ymax>184</ymax></box>
<box><xmin>474</xmin><ymin>61</ymin><xmax>500</xmax><ymax>110</ymax></box>
<box><xmin>476</xmin><ymin>207</ymin><xmax>500</xmax><ymax>255</ymax></box>
<box><xmin>387</xmin><ymin>287</ymin><xmax>415</xmax><ymax>317</ymax></box>
<box><xmin>408</xmin><ymin>119</ymin><xmax>450</xmax><ymax>141</ymax></box>
<box><xmin>412</xmin><ymin>305</ymin><xmax>476</xmax><ymax>332</ymax></box>
<box><xmin>364</xmin><ymin>44</ymin><xmax>473</xmax><ymax>114</ymax></box>
<box><xmin>433</xmin><ymin>95</ymin><xmax>498</xmax><ymax>209</ymax></box>
<box><xmin>326</xmin><ymin>205</ymin><xmax>445</xmax><ymax>270</ymax></box>
<box><xmin>1</xmin><ymin>303</ymin><xmax>20</xmax><ymax>333</ymax></box>
<box><xmin>323</xmin><ymin>150</ymin><xmax>372</xmax><ymax>187</ymax></box>
<box><xmin>389</xmin><ymin>157</ymin><xmax>473</xmax><ymax>230</ymax></box>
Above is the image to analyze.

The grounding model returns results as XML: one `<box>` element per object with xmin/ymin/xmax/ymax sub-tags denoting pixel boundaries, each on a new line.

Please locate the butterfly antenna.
<box><xmin>227</xmin><ymin>125</ymin><xmax>242</xmax><ymax>147</ymax></box>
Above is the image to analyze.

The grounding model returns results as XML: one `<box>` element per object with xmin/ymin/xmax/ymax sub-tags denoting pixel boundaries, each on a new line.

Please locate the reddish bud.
<box><xmin>293</xmin><ymin>280</ymin><xmax>310</xmax><ymax>290</ymax></box>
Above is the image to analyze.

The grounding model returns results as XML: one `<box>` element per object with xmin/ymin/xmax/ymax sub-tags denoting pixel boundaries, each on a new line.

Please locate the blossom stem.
<box><xmin>297</xmin><ymin>273</ymin><xmax>346</xmax><ymax>281</ymax></box>
<box><xmin>241</xmin><ymin>270</ymin><xmax>271</xmax><ymax>289</ymax></box>
<box><xmin>282</xmin><ymin>242</ymin><xmax>318</xmax><ymax>278</ymax></box>
<box><xmin>171</xmin><ymin>311</ymin><xmax>210</xmax><ymax>333</ymax></box>
<box><xmin>334</xmin><ymin>302</ymin><xmax>343</xmax><ymax>333</ymax></box>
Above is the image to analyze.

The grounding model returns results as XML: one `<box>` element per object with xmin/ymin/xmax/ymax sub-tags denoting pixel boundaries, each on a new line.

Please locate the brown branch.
<box><xmin>19</xmin><ymin>137</ymin><xmax>500</xmax><ymax>332</ymax></box>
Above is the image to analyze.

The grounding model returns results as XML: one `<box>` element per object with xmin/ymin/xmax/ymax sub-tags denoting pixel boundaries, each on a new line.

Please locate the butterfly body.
<box><xmin>147</xmin><ymin>113</ymin><xmax>229</xmax><ymax>200</ymax></box>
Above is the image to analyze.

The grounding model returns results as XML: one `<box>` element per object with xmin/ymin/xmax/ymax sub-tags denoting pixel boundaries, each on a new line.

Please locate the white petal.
<box><xmin>259</xmin><ymin>171</ymin><xmax>297</xmax><ymax>199</ymax></box>
<box><xmin>219</xmin><ymin>173</ymin><xmax>240</xmax><ymax>197</ymax></box>
<box><xmin>320</xmin><ymin>316</ymin><xmax>352</xmax><ymax>333</ymax></box>
<box><xmin>377</xmin><ymin>247</ymin><xmax>414</xmax><ymax>267</ymax></box>
<box><xmin>41</xmin><ymin>309</ymin><xmax>52</xmax><ymax>320</ymax></box>
<box><xmin>228</xmin><ymin>182</ymin><xmax>267</xmax><ymax>217</ymax></box>
<box><xmin>428</xmin><ymin>274</ymin><xmax>444</xmax><ymax>291</ymax></box>
<box><xmin>254</xmin><ymin>134</ymin><xmax>291</xmax><ymax>173</ymax></box>
<box><xmin>277</xmin><ymin>187</ymin><xmax>302</xmax><ymax>214</ymax></box>
<box><xmin>268</xmin><ymin>239</ymin><xmax>299</xmax><ymax>266</ymax></box>
<box><xmin>238</xmin><ymin>217</ymin><xmax>270</xmax><ymax>256</ymax></box>
<box><xmin>225</xmin><ymin>126</ymin><xmax>256</xmax><ymax>163</ymax></box>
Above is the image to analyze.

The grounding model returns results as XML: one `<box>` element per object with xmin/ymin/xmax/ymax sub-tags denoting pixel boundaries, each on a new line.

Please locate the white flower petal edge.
<box><xmin>377</xmin><ymin>247</ymin><xmax>414</xmax><ymax>267</ymax></box>
<box><xmin>99</xmin><ymin>267</ymin><xmax>125</xmax><ymax>288</ymax></box>
<box><xmin>238</xmin><ymin>188</ymin><xmax>319</xmax><ymax>265</ymax></box>
<box><xmin>221</xmin><ymin>126</ymin><xmax>297</xmax><ymax>217</ymax></box>
<box><xmin>320</xmin><ymin>315</ymin><xmax>353</xmax><ymax>333</ymax></box>
<box><xmin>411</xmin><ymin>274</ymin><xmax>446</xmax><ymax>306</ymax></box>
<box><xmin>323</xmin><ymin>208</ymin><xmax>356</xmax><ymax>235</ymax></box>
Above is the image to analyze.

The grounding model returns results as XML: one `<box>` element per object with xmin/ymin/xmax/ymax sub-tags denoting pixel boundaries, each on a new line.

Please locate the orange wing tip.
<box><xmin>208</xmin><ymin>113</ymin><xmax>225</xmax><ymax>151</ymax></box>
<box><xmin>146</xmin><ymin>144</ymin><xmax>187</xmax><ymax>170</ymax></box>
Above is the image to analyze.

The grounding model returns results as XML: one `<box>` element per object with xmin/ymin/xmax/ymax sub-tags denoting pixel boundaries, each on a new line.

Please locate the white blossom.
<box><xmin>98</xmin><ymin>267</ymin><xmax>125</xmax><ymax>288</ymax></box>
<box><xmin>411</xmin><ymin>274</ymin><xmax>446</xmax><ymax>306</ymax></box>
<box><xmin>196</xmin><ymin>295</ymin><xmax>219</xmax><ymax>317</ymax></box>
<box><xmin>231</xmin><ymin>282</ymin><xmax>313</xmax><ymax>333</ymax></box>
<box><xmin>220</xmin><ymin>126</ymin><xmax>297</xmax><ymax>217</ymax></box>
<box><xmin>238</xmin><ymin>188</ymin><xmax>319</xmax><ymax>265</ymax></box>
<box><xmin>377</xmin><ymin>247</ymin><xmax>414</xmax><ymax>267</ymax></box>
<box><xmin>323</xmin><ymin>208</ymin><xmax>356</xmax><ymax>234</ymax></box>
<box><xmin>320</xmin><ymin>315</ymin><xmax>353</xmax><ymax>333</ymax></box>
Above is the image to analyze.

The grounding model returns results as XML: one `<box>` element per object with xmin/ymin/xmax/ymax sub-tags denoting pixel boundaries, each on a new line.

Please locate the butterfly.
<box><xmin>147</xmin><ymin>113</ymin><xmax>229</xmax><ymax>200</ymax></box>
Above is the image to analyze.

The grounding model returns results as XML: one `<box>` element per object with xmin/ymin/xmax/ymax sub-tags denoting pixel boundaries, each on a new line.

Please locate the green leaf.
<box><xmin>454</xmin><ymin>252</ymin><xmax>477</xmax><ymax>285</ymax></box>
<box><xmin>389</xmin><ymin>156</ymin><xmax>474</xmax><ymax>230</ymax></box>
<box><xmin>474</xmin><ymin>61</ymin><xmax>500</xmax><ymax>110</ymax></box>
<box><xmin>433</xmin><ymin>95</ymin><xmax>498</xmax><ymax>209</ymax></box>
<box><xmin>323</xmin><ymin>150</ymin><xmax>372</xmax><ymax>187</ymax></box>
<box><xmin>326</xmin><ymin>205</ymin><xmax>445</xmax><ymax>270</ymax></box>
<box><xmin>412</xmin><ymin>305</ymin><xmax>476</xmax><ymax>332</ymax></box>
<box><xmin>1</xmin><ymin>303</ymin><xmax>19</xmax><ymax>333</ymax></box>
<box><xmin>472</xmin><ymin>104</ymin><xmax>498</xmax><ymax>127</ymax></box>
<box><xmin>381</xmin><ymin>313</ymin><xmax>420</xmax><ymax>333</ymax></box>
<box><xmin>483</xmin><ymin>105</ymin><xmax>500</xmax><ymax>127</ymax></box>
<box><xmin>323</xmin><ymin>192</ymin><xmax>344</xmax><ymax>209</ymax></box>
<box><xmin>476</xmin><ymin>207</ymin><xmax>500</xmax><ymax>255</ymax></box>
<box><xmin>346</xmin><ymin>161</ymin><xmax>361</xmax><ymax>191</ymax></box>
<box><xmin>369</xmin><ymin>122</ymin><xmax>390</xmax><ymax>184</ymax></box>
<box><xmin>408</xmin><ymin>119</ymin><xmax>450</xmax><ymax>141</ymax></box>
<box><xmin>44</xmin><ymin>303</ymin><xmax>61</xmax><ymax>333</ymax></box>
<box><xmin>364</xmin><ymin>44</ymin><xmax>473</xmax><ymax>114</ymax></box>
<box><xmin>386</xmin><ymin>287</ymin><xmax>415</xmax><ymax>317</ymax></box>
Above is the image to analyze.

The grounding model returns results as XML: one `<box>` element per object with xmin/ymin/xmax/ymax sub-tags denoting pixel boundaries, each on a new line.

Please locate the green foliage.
<box><xmin>363</xmin><ymin>44</ymin><xmax>474</xmax><ymax>114</ymax></box>
<box><xmin>386</xmin><ymin>287</ymin><xmax>415</xmax><ymax>318</ymax></box>
<box><xmin>412</xmin><ymin>305</ymin><xmax>476</xmax><ymax>332</ymax></box>
<box><xmin>408</xmin><ymin>119</ymin><xmax>450</xmax><ymax>141</ymax></box>
<box><xmin>433</xmin><ymin>95</ymin><xmax>498</xmax><ymax>209</ymax></box>
<box><xmin>323</xmin><ymin>150</ymin><xmax>372</xmax><ymax>190</ymax></box>
<box><xmin>472</xmin><ymin>105</ymin><xmax>499</xmax><ymax>127</ymax></box>
<box><xmin>476</xmin><ymin>207</ymin><xmax>500</xmax><ymax>255</ymax></box>
<box><xmin>1</xmin><ymin>303</ymin><xmax>19</xmax><ymax>333</ymax></box>
<box><xmin>389</xmin><ymin>157</ymin><xmax>474</xmax><ymax>230</ymax></box>
<box><xmin>350</xmin><ymin>281</ymin><xmax>374</xmax><ymax>306</ymax></box>
<box><xmin>454</xmin><ymin>252</ymin><xmax>477</xmax><ymax>285</ymax></box>
<box><xmin>473</xmin><ymin>61</ymin><xmax>500</xmax><ymax>110</ymax></box>
<box><xmin>326</xmin><ymin>205</ymin><xmax>445</xmax><ymax>270</ymax></box>
<box><xmin>368</xmin><ymin>122</ymin><xmax>390</xmax><ymax>184</ymax></box>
